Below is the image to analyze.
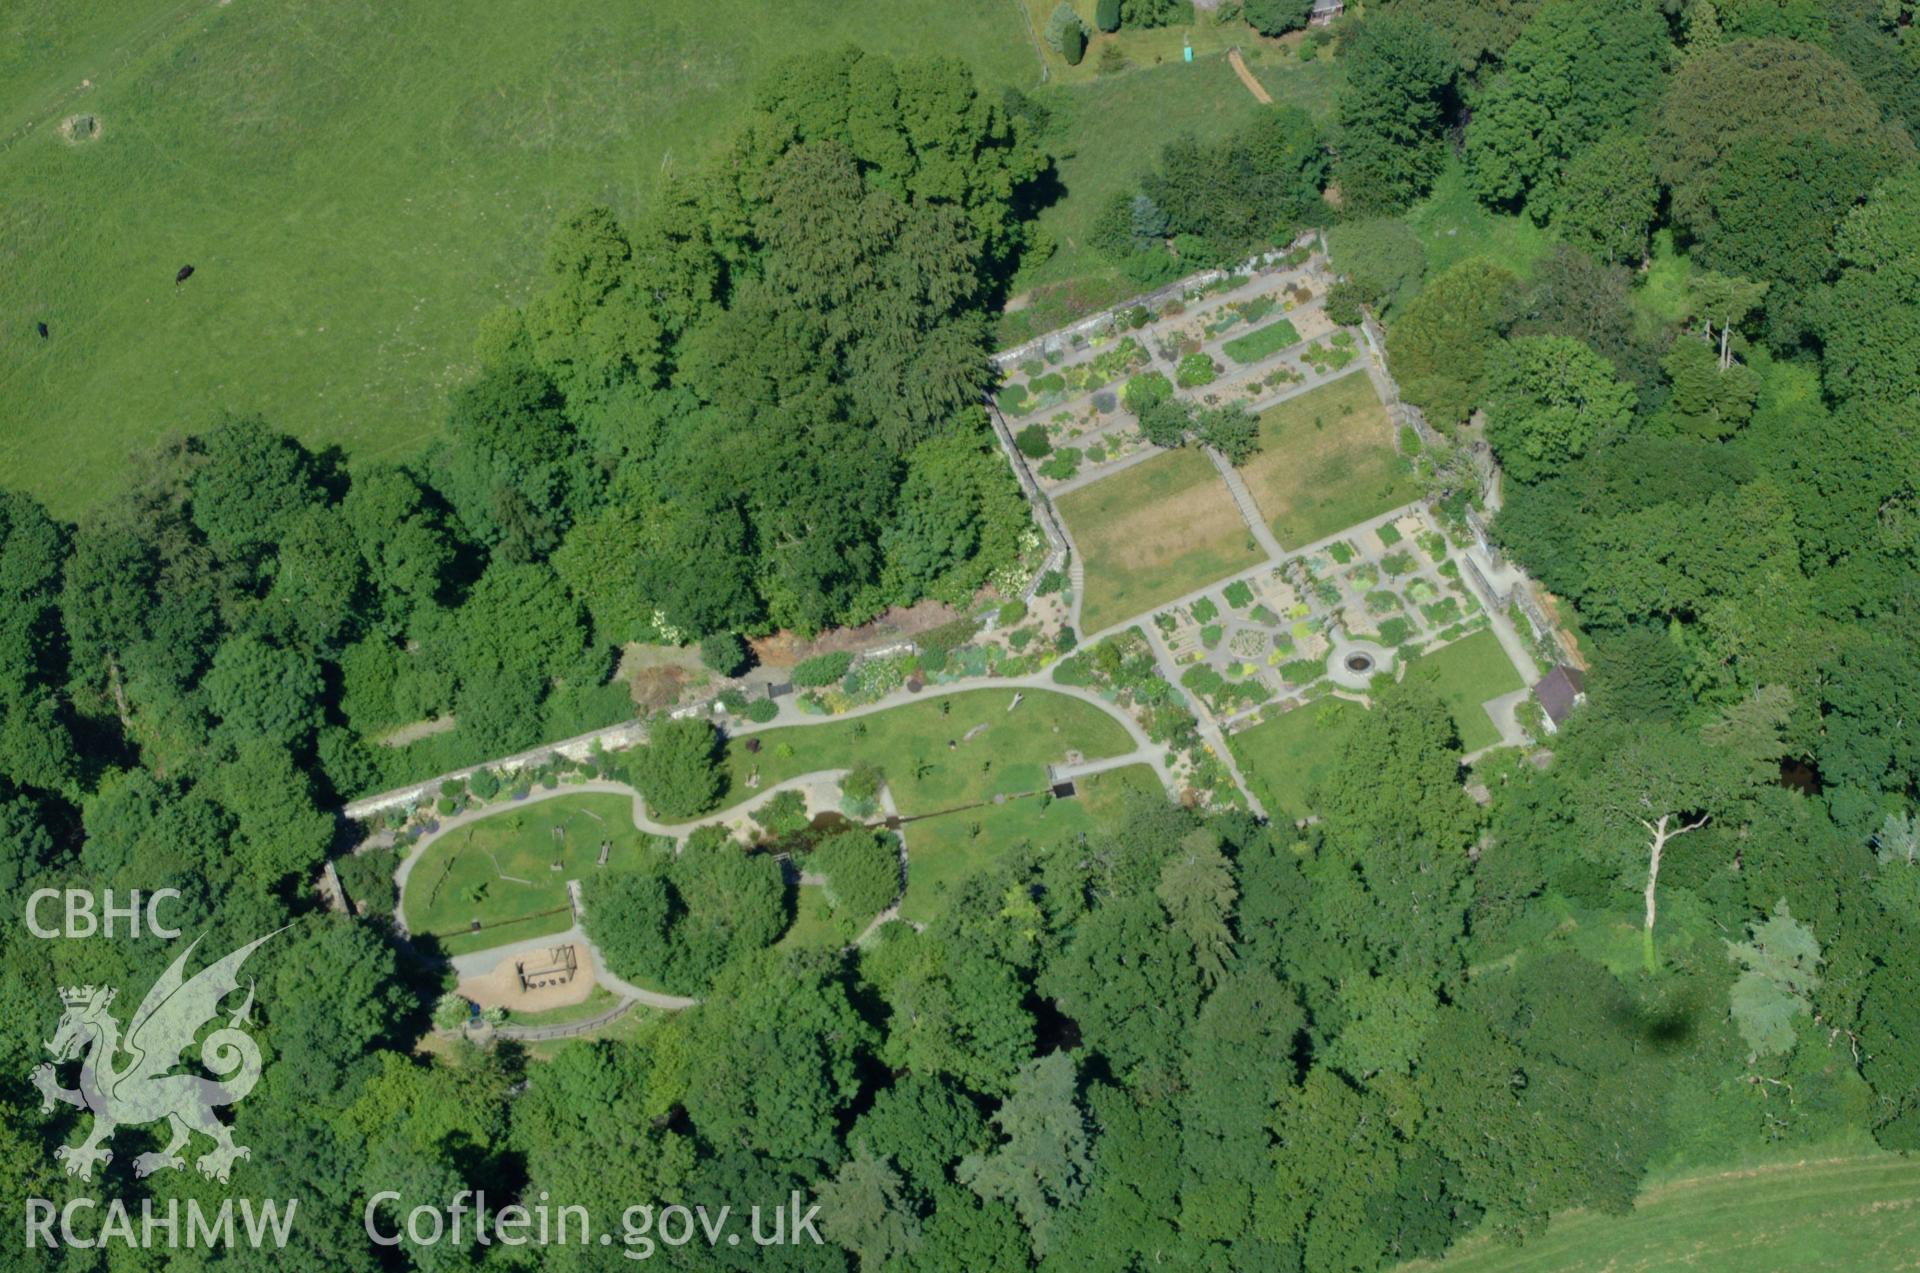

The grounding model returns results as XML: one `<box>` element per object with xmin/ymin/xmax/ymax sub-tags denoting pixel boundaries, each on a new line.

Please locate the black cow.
<box><xmin>36</xmin><ymin>322</ymin><xmax>48</xmax><ymax>339</ymax></box>
<box><xmin>175</xmin><ymin>264</ymin><xmax>194</xmax><ymax>285</ymax></box>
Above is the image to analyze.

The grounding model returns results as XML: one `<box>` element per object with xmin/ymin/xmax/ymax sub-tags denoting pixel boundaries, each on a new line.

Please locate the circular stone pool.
<box><xmin>1327</xmin><ymin>640</ymin><xmax>1394</xmax><ymax>690</ymax></box>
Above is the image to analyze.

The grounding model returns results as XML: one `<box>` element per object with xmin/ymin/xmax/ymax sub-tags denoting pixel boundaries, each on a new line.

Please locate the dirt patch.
<box><xmin>59</xmin><ymin>114</ymin><xmax>102</xmax><ymax>144</ymax></box>
<box><xmin>617</xmin><ymin>643</ymin><xmax>702</xmax><ymax>710</ymax></box>
<box><xmin>456</xmin><ymin>942</ymin><xmax>595</xmax><ymax>1014</ymax></box>
<box><xmin>750</xmin><ymin>598</ymin><xmax>965</xmax><ymax>668</ymax></box>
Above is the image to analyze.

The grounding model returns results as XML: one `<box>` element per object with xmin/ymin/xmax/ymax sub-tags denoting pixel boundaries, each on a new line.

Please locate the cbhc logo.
<box><xmin>26</xmin><ymin>889</ymin><xmax>183</xmax><ymax>939</ymax></box>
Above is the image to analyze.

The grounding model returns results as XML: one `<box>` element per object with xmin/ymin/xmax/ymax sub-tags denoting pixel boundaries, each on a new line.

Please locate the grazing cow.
<box><xmin>174</xmin><ymin>264</ymin><xmax>194</xmax><ymax>285</ymax></box>
<box><xmin>36</xmin><ymin>322</ymin><xmax>48</xmax><ymax>339</ymax></box>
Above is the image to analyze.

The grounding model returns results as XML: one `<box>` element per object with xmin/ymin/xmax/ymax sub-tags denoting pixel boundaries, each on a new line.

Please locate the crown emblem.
<box><xmin>59</xmin><ymin>985</ymin><xmax>114</xmax><ymax>1009</ymax></box>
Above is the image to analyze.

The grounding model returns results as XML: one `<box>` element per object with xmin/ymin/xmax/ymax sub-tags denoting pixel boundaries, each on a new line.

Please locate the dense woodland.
<box><xmin>4</xmin><ymin>4</ymin><xmax>1919</xmax><ymax>1268</ymax></box>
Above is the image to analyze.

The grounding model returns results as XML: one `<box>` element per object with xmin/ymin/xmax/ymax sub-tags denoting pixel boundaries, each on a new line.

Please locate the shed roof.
<box><xmin>1533</xmin><ymin>665</ymin><xmax>1586</xmax><ymax>725</ymax></box>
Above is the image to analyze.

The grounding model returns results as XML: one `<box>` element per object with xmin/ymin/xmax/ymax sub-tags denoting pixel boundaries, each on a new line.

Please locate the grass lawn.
<box><xmin>1018</xmin><ymin>4</ymin><xmax>1317</xmax><ymax>88</ymax></box>
<box><xmin>1222</xmin><ymin>317</ymin><xmax>1303</xmax><ymax>363</ymax></box>
<box><xmin>720</xmin><ymin>688</ymin><xmax>1134</xmax><ymax>817</ymax></box>
<box><xmin>1400</xmin><ymin>629</ymin><xmax>1525</xmax><ymax>753</ymax></box>
<box><xmin>498</xmin><ymin>984</ymin><xmax>620</xmax><ymax>1030</ymax></box>
<box><xmin>1228</xmin><ymin>697</ymin><xmax>1365</xmax><ymax>816</ymax></box>
<box><xmin>901</xmin><ymin>762</ymin><xmax>1160</xmax><ymax>924</ymax></box>
<box><xmin>1403</xmin><ymin>157</ymin><xmax>1551</xmax><ymax>285</ymax></box>
<box><xmin>402</xmin><ymin>793</ymin><xmax>666</xmax><ymax>954</ymax></box>
<box><xmin>1397</xmin><ymin>1148</ymin><xmax>1920</xmax><ymax>1273</ymax></box>
<box><xmin>777</xmin><ymin>884</ymin><xmax>857</xmax><ymax>952</ymax></box>
<box><xmin>1000</xmin><ymin>50</ymin><xmax>1342</xmax><ymax>347</ymax></box>
<box><xmin>1237</xmin><ymin>369</ymin><xmax>1418</xmax><ymax>549</ymax></box>
<box><xmin>0</xmin><ymin>0</ymin><xmax>1034</xmax><ymax>514</ymax></box>
<box><xmin>1059</xmin><ymin>448</ymin><xmax>1267</xmax><ymax>632</ymax></box>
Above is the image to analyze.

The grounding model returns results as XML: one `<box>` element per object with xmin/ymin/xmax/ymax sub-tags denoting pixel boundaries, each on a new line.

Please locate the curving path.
<box><xmin>396</xmin><ymin>685</ymin><xmax>1170</xmax><ymax>1024</ymax></box>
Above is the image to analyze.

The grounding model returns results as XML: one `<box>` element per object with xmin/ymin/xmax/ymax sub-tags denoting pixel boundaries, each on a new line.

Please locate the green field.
<box><xmin>1228</xmin><ymin>697</ymin><xmax>1366</xmax><ymax>816</ymax></box>
<box><xmin>401</xmin><ymin>793</ymin><xmax>664</xmax><ymax>954</ymax></box>
<box><xmin>1222</xmin><ymin>317</ymin><xmax>1303</xmax><ymax>363</ymax></box>
<box><xmin>1399</xmin><ymin>1149</ymin><xmax>1920</xmax><ymax>1273</ymax></box>
<box><xmin>1059</xmin><ymin>448</ymin><xmax>1268</xmax><ymax>632</ymax></box>
<box><xmin>1000</xmin><ymin>51</ymin><xmax>1342</xmax><ymax>346</ymax></box>
<box><xmin>1401</xmin><ymin>629</ymin><xmax>1525</xmax><ymax>753</ymax></box>
<box><xmin>1238</xmin><ymin>369</ymin><xmax>1419</xmax><ymax>549</ymax></box>
<box><xmin>722</xmin><ymin>688</ymin><xmax>1134</xmax><ymax>818</ymax></box>
<box><xmin>0</xmin><ymin>0</ymin><xmax>1034</xmax><ymax>514</ymax></box>
<box><xmin>901</xmin><ymin>761</ymin><xmax>1160</xmax><ymax>923</ymax></box>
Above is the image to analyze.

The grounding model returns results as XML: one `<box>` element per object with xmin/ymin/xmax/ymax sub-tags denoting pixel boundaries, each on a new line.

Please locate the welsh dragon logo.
<box><xmin>31</xmin><ymin>930</ymin><xmax>280</xmax><ymax>1183</ymax></box>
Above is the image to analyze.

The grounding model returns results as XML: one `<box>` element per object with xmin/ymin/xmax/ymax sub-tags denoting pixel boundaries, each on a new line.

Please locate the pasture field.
<box><xmin>401</xmin><ymin>793</ymin><xmax>664</xmax><ymax>954</ymax></box>
<box><xmin>718</xmin><ymin>688</ymin><xmax>1134</xmax><ymax>817</ymax></box>
<box><xmin>1059</xmin><ymin>448</ymin><xmax>1267</xmax><ymax>632</ymax></box>
<box><xmin>0</xmin><ymin>0</ymin><xmax>1034</xmax><ymax>514</ymax></box>
<box><xmin>1400</xmin><ymin>629</ymin><xmax>1525</xmax><ymax>753</ymax></box>
<box><xmin>1000</xmin><ymin>50</ymin><xmax>1342</xmax><ymax>346</ymax></box>
<box><xmin>900</xmin><ymin>761</ymin><xmax>1159</xmax><ymax>923</ymax></box>
<box><xmin>1239</xmin><ymin>369</ymin><xmax>1418</xmax><ymax>548</ymax></box>
<box><xmin>1398</xmin><ymin>1148</ymin><xmax>1920</xmax><ymax>1273</ymax></box>
<box><xmin>1227</xmin><ymin>697</ymin><xmax>1366</xmax><ymax>816</ymax></box>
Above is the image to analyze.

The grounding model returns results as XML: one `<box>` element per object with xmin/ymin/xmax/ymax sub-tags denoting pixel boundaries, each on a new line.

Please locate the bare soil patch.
<box><xmin>749</xmin><ymin>598</ymin><xmax>965</xmax><ymax>668</ymax></box>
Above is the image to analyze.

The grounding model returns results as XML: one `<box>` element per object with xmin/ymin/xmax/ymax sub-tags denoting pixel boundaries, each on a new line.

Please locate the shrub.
<box><xmin>1061</xmin><ymin>19</ymin><xmax>1088</xmax><ymax>63</ymax></box>
<box><xmin>1044</xmin><ymin>2</ymin><xmax>1089</xmax><ymax>53</ymax></box>
<box><xmin>1191</xmin><ymin>596</ymin><xmax>1220</xmax><ymax>623</ymax></box>
<box><xmin>814</xmin><ymin>829</ymin><xmax>900</xmax><ymax>917</ymax></box>
<box><xmin>1035</xmin><ymin>569</ymin><xmax>1067</xmax><ymax>596</ymax></box>
<box><xmin>1378</xmin><ymin>617</ymin><xmax>1414</xmax><ymax>645</ymax></box>
<box><xmin>1223</xmin><ymin>580</ymin><xmax>1255</xmax><ymax>609</ymax></box>
<box><xmin>468</xmin><ymin>767</ymin><xmax>501</xmax><ymax>800</ymax></box>
<box><xmin>919</xmin><ymin>616</ymin><xmax>984</xmax><ymax>656</ymax></box>
<box><xmin>1376</xmin><ymin>521</ymin><xmax>1403</xmax><ymax>546</ymax></box>
<box><xmin>1096</xmin><ymin>0</ymin><xmax>1122</xmax><ymax>31</ymax></box>
<box><xmin>745</xmin><ymin>697</ymin><xmax>779</xmax><ymax>724</ymax></box>
<box><xmin>335</xmin><ymin>850</ymin><xmax>398</xmax><ymax>916</ymax></box>
<box><xmin>699</xmin><ymin>631</ymin><xmax>748</xmax><ymax>676</ymax></box>
<box><xmin>1038</xmin><ymin>447</ymin><xmax>1083</xmax><ymax>481</ymax></box>
<box><xmin>752</xmin><ymin>788</ymin><xmax>809</xmax><ymax>837</ymax></box>
<box><xmin>1055</xmin><ymin>627</ymin><xmax>1078</xmax><ymax>654</ymax></box>
<box><xmin>1380</xmin><ymin>550</ymin><xmax>1416</xmax><ymax>576</ymax></box>
<box><xmin>843</xmin><ymin>762</ymin><xmax>885</xmax><ymax>802</ymax></box>
<box><xmin>432</xmin><ymin>994</ymin><xmax>470</xmax><ymax>1032</ymax></box>
<box><xmin>1245</xmin><ymin>0</ymin><xmax>1314</xmax><ymax>36</ymax></box>
<box><xmin>1324</xmin><ymin>279</ymin><xmax>1366</xmax><ymax>326</ymax></box>
<box><xmin>1176</xmin><ymin>352</ymin><xmax>1218</xmax><ymax>387</ymax></box>
<box><xmin>792</xmin><ymin>651</ymin><xmax>854</xmax><ymax>687</ymax></box>
<box><xmin>1014</xmin><ymin>423</ymin><xmax>1052</xmax><ymax>458</ymax></box>
<box><xmin>999</xmin><ymin>383</ymin><xmax>1032</xmax><ymax>415</ymax></box>
<box><xmin>1124</xmin><ymin>371</ymin><xmax>1174</xmax><ymax>411</ymax></box>
<box><xmin>716</xmin><ymin>688</ymin><xmax>749</xmax><ymax>715</ymax></box>
<box><xmin>634</xmin><ymin>717</ymin><xmax>723</xmax><ymax>820</ymax></box>
<box><xmin>998</xmin><ymin>600</ymin><xmax>1028</xmax><ymax>626</ymax></box>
